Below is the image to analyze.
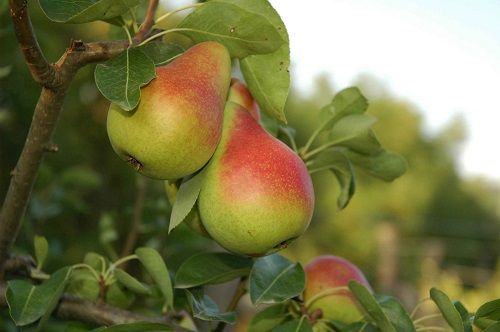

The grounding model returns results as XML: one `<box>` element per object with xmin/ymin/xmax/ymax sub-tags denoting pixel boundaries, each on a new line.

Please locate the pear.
<box><xmin>227</xmin><ymin>78</ymin><xmax>261</xmax><ymax>121</ymax></box>
<box><xmin>198</xmin><ymin>102</ymin><xmax>314</xmax><ymax>256</ymax></box>
<box><xmin>107</xmin><ymin>41</ymin><xmax>231</xmax><ymax>180</ymax></box>
<box><xmin>303</xmin><ymin>255</ymin><xmax>372</xmax><ymax>323</ymax></box>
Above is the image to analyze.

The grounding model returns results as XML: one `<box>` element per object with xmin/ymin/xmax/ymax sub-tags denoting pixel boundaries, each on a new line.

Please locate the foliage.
<box><xmin>0</xmin><ymin>0</ymin><xmax>498</xmax><ymax>331</ymax></box>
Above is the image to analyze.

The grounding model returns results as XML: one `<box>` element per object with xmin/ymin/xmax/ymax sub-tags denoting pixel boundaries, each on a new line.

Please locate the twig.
<box><xmin>120</xmin><ymin>177</ymin><xmax>149</xmax><ymax>264</ymax></box>
<box><xmin>8</xmin><ymin>0</ymin><xmax>55</xmax><ymax>87</ymax></box>
<box><xmin>133</xmin><ymin>0</ymin><xmax>159</xmax><ymax>44</ymax></box>
<box><xmin>214</xmin><ymin>277</ymin><xmax>247</xmax><ymax>332</ymax></box>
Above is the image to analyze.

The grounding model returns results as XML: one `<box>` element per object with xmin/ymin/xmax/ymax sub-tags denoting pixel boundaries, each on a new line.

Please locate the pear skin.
<box><xmin>107</xmin><ymin>41</ymin><xmax>231</xmax><ymax>180</ymax></box>
<box><xmin>198</xmin><ymin>102</ymin><xmax>314</xmax><ymax>256</ymax></box>
<box><xmin>227</xmin><ymin>78</ymin><xmax>261</xmax><ymax>121</ymax></box>
<box><xmin>304</xmin><ymin>255</ymin><xmax>372</xmax><ymax>323</ymax></box>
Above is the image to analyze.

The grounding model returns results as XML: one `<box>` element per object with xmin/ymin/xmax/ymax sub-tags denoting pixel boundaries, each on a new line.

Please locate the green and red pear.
<box><xmin>198</xmin><ymin>102</ymin><xmax>314</xmax><ymax>256</ymax></box>
<box><xmin>304</xmin><ymin>255</ymin><xmax>371</xmax><ymax>323</ymax></box>
<box><xmin>107</xmin><ymin>41</ymin><xmax>231</xmax><ymax>180</ymax></box>
<box><xmin>227</xmin><ymin>78</ymin><xmax>261</xmax><ymax>121</ymax></box>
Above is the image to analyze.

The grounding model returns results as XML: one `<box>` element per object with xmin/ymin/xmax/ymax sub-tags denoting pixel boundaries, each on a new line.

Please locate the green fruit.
<box><xmin>304</xmin><ymin>255</ymin><xmax>371</xmax><ymax>323</ymax></box>
<box><xmin>198</xmin><ymin>102</ymin><xmax>314</xmax><ymax>256</ymax></box>
<box><xmin>107</xmin><ymin>41</ymin><xmax>231</xmax><ymax>180</ymax></box>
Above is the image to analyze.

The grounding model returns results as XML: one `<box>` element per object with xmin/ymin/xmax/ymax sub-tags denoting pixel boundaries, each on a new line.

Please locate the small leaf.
<box><xmin>114</xmin><ymin>268</ymin><xmax>151</xmax><ymax>295</ymax></box>
<box><xmin>175</xmin><ymin>252</ymin><xmax>253</xmax><ymax>288</ymax></box>
<box><xmin>135</xmin><ymin>247</ymin><xmax>174</xmax><ymax>311</ymax></box>
<box><xmin>90</xmin><ymin>322</ymin><xmax>173</xmax><ymax>331</ymax></box>
<box><xmin>329</xmin><ymin>114</ymin><xmax>378</xmax><ymax>145</ymax></box>
<box><xmin>34</xmin><ymin>235</ymin><xmax>49</xmax><ymax>270</ymax></box>
<box><xmin>186</xmin><ymin>288</ymin><xmax>236</xmax><ymax>324</ymax></box>
<box><xmin>66</xmin><ymin>269</ymin><xmax>100</xmax><ymax>301</ymax></box>
<box><xmin>178</xmin><ymin>1</ymin><xmax>284</xmax><ymax>58</ymax></box>
<box><xmin>169</xmin><ymin>171</ymin><xmax>205</xmax><ymax>233</ymax></box>
<box><xmin>311</xmin><ymin>151</ymin><xmax>356</xmax><ymax>209</ymax></box>
<box><xmin>84</xmin><ymin>252</ymin><xmax>107</xmax><ymax>271</ymax></box>
<box><xmin>95</xmin><ymin>48</ymin><xmax>156</xmax><ymax>111</ymax></box>
<box><xmin>248</xmin><ymin>303</ymin><xmax>288</xmax><ymax>332</ymax></box>
<box><xmin>105</xmin><ymin>282</ymin><xmax>135</xmax><ymax>309</ymax></box>
<box><xmin>272</xmin><ymin>318</ymin><xmax>313</xmax><ymax>332</ymax></box>
<box><xmin>429</xmin><ymin>287</ymin><xmax>464</xmax><ymax>332</ymax></box>
<box><xmin>249</xmin><ymin>254</ymin><xmax>305</xmax><ymax>305</ymax></box>
<box><xmin>6</xmin><ymin>267</ymin><xmax>72</xmax><ymax>326</ymax></box>
<box><xmin>345</xmin><ymin>149</ymin><xmax>407</xmax><ymax>181</ymax></box>
<box><xmin>348</xmin><ymin>281</ymin><xmax>396</xmax><ymax>332</ymax></box>
<box><xmin>138</xmin><ymin>42</ymin><xmax>184</xmax><ymax>66</ymax></box>
<box><xmin>473</xmin><ymin>298</ymin><xmax>500</xmax><ymax>329</ymax></box>
<box><xmin>99</xmin><ymin>213</ymin><xmax>118</xmax><ymax>246</ymax></box>
<box><xmin>453</xmin><ymin>301</ymin><xmax>473</xmax><ymax>332</ymax></box>
<box><xmin>376</xmin><ymin>295</ymin><xmax>416</xmax><ymax>332</ymax></box>
<box><xmin>319</xmin><ymin>87</ymin><xmax>369</xmax><ymax>130</ymax></box>
<box><xmin>340</xmin><ymin>129</ymin><xmax>382</xmax><ymax>155</ymax></box>
<box><xmin>39</xmin><ymin>0</ymin><xmax>141</xmax><ymax>24</ymax></box>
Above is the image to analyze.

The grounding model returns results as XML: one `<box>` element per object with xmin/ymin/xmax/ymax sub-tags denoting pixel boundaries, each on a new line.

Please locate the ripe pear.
<box><xmin>304</xmin><ymin>255</ymin><xmax>371</xmax><ymax>323</ymax></box>
<box><xmin>198</xmin><ymin>102</ymin><xmax>314</xmax><ymax>256</ymax></box>
<box><xmin>107</xmin><ymin>41</ymin><xmax>231</xmax><ymax>180</ymax></box>
<box><xmin>227</xmin><ymin>78</ymin><xmax>261</xmax><ymax>121</ymax></box>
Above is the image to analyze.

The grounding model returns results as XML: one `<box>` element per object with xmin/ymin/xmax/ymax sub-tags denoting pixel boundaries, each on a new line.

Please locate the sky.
<box><xmin>167</xmin><ymin>0</ymin><xmax>500</xmax><ymax>182</ymax></box>
<box><xmin>269</xmin><ymin>0</ymin><xmax>500</xmax><ymax>182</ymax></box>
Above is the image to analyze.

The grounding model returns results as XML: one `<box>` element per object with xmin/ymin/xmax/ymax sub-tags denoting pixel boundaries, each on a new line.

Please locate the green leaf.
<box><xmin>248</xmin><ymin>303</ymin><xmax>288</xmax><ymax>332</ymax></box>
<box><xmin>311</xmin><ymin>151</ymin><xmax>356</xmax><ymax>209</ymax></box>
<box><xmin>66</xmin><ymin>269</ymin><xmax>100</xmax><ymax>301</ymax></box>
<box><xmin>186</xmin><ymin>288</ymin><xmax>236</xmax><ymax>324</ymax></box>
<box><xmin>175</xmin><ymin>252</ymin><xmax>253</xmax><ymax>288</ymax></box>
<box><xmin>485</xmin><ymin>322</ymin><xmax>500</xmax><ymax>331</ymax></box>
<box><xmin>319</xmin><ymin>87</ymin><xmax>369</xmax><ymax>130</ymax></box>
<box><xmin>84</xmin><ymin>252</ymin><xmax>107</xmax><ymax>272</ymax></box>
<box><xmin>34</xmin><ymin>235</ymin><xmax>49</xmax><ymax>270</ymax></box>
<box><xmin>135</xmin><ymin>247</ymin><xmax>174</xmax><ymax>311</ymax></box>
<box><xmin>95</xmin><ymin>48</ymin><xmax>156</xmax><ymax>111</ymax></box>
<box><xmin>105</xmin><ymin>282</ymin><xmax>135</xmax><ymax>309</ymax></box>
<box><xmin>429</xmin><ymin>287</ymin><xmax>464</xmax><ymax>332</ymax></box>
<box><xmin>340</xmin><ymin>129</ymin><xmax>382</xmax><ymax>155</ymax></box>
<box><xmin>453</xmin><ymin>301</ymin><xmax>473</xmax><ymax>332</ymax></box>
<box><xmin>137</xmin><ymin>42</ymin><xmax>184</xmax><ymax>66</ymax></box>
<box><xmin>473</xmin><ymin>298</ymin><xmax>500</xmax><ymax>329</ymax></box>
<box><xmin>345</xmin><ymin>149</ymin><xmax>407</xmax><ymax>181</ymax></box>
<box><xmin>6</xmin><ymin>267</ymin><xmax>72</xmax><ymax>326</ymax></box>
<box><xmin>90</xmin><ymin>322</ymin><xmax>173</xmax><ymax>331</ymax></box>
<box><xmin>114</xmin><ymin>268</ymin><xmax>151</xmax><ymax>295</ymax></box>
<box><xmin>348</xmin><ymin>281</ymin><xmax>396</xmax><ymax>332</ymax></box>
<box><xmin>272</xmin><ymin>318</ymin><xmax>313</xmax><ymax>332</ymax></box>
<box><xmin>169</xmin><ymin>171</ymin><xmax>205</xmax><ymax>233</ymax></box>
<box><xmin>329</xmin><ymin>114</ymin><xmax>378</xmax><ymax>145</ymax></box>
<box><xmin>227</xmin><ymin>0</ymin><xmax>290</xmax><ymax>122</ymax></box>
<box><xmin>39</xmin><ymin>0</ymin><xmax>141</xmax><ymax>24</ymax></box>
<box><xmin>177</xmin><ymin>1</ymin><xmax>284</xmax><ymax>58</ymax></box>
<box><xmin>376</xmin><ymin>295</ymin><xmax>416</xmax><ymax>332</ymax></box>
<box><xmin>249</xmin><ymin>254</ymin><xmax>305</xmax><ymax>305</ymax></box>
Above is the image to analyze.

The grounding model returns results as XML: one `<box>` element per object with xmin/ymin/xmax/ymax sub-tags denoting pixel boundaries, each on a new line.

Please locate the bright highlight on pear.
<box><xmin>198</xmin><ymin>102</ymin><xmax>315</xmax><ymax>256</ymax></box>
<box><xmin>304</xmin><ymin>255</ymin><xmax>371</xmax><ymax>323</ymax></box>
<box><xmin>107</xmin><ymin>41</ymin><xmax>231</xmax><ymax>180</ymax></box>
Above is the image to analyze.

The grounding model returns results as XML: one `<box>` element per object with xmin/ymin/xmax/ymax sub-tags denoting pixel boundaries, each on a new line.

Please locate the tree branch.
<box><xmin>133</xmin><ymin>0</ymin><xmax>159</xmax><ymax>44</ymax></box>
<box><xmin>8</xmin><ymin>0</ymin><xmax>55</xmax><ymax>87</ymax></box>
<box><xmin>0</xmin><ymin>1</ymin><xmax>130</xmax><ymax>266</ymax></box>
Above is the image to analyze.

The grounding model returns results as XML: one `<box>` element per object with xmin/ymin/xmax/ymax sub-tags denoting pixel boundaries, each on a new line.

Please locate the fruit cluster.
<box><xmin>107</xmin><ymin>41</ymin><xmax>315</xmax><ymax>257</ymax></box>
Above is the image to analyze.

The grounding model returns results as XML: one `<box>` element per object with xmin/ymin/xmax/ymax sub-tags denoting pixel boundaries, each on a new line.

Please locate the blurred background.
<box><xmin>0</xmin><ymin>0</ymin><xmax>499</xmax><ymax>330</ymax></box>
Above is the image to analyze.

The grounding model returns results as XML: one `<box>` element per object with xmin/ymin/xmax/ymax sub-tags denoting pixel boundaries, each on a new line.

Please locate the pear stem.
<box><xmin>155</xmin><ymin>3</ymin><xmax>204</xmax><ymax>25</ymax></box>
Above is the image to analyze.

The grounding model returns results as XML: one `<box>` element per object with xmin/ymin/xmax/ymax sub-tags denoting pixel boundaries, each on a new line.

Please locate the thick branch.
<box><xmin>9</xmin><ymin>0</ymin><xmax>55</xmax><ymax>87</ymax></box>
<box><xmin>133</xmin><ymin>0</ymin><xmax>159</xmax><ymax>44</ymax></box>
<box><xmin>0</xmin><ymin>22</ymin><xmax>128</xmax><ymax>264</ymax></box>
